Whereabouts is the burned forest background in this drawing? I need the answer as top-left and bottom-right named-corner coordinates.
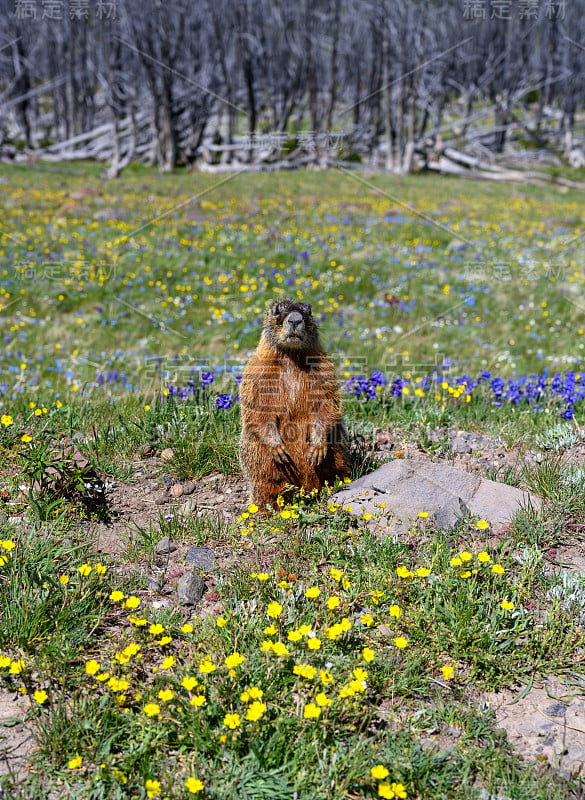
top-left (0, 0), bottom-right (584, 176)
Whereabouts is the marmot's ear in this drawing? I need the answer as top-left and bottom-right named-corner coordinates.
top-left (299, 302), bottom-right (312, 317)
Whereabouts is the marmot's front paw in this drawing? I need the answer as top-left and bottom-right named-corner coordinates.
top-left (308, 443), bottom-right (326, 465)
top-left (271, 442), bottom-right (291, 465)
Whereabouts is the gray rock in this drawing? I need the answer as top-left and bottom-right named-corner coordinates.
top-left (182, 481), bottom-right (197, 496)
top-left (451, 435), bottom-right (472, 454)
top-left (155, 536), bottom-right (177, 555)
top-left (154, 491), bottom-right (169, 506)
top-left (185, 546), bottom-right (217, 571)
top-left (433, 497), bottom-right (470, 531)
top-left (543, 702), bottom-right (567, 718)
top-left (201, 473), bottom-right (221, 485)
top-left (332, 458), bottom-right (540, 534)
top-left (147, 576), bottom-right (161, 592)
top-left (177, 572), bottom-right (205, 605)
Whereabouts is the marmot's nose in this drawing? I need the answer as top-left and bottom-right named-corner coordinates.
top-left (286, 312), bottom-right (304, 328)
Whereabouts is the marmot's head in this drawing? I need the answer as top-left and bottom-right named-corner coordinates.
top-left (263, 298), bottom-right (320, 354)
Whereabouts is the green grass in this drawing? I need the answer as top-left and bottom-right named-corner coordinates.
top-left (1, 162), bottom-right (585, 798)
top-left (1, 493), bottom-right (583, 799)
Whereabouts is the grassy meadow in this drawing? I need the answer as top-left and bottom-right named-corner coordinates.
top-left (1, 162), bottom-right (585, 798)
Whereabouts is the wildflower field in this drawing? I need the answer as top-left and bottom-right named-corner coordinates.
top-left (2, 162), bottom-right (585, 799)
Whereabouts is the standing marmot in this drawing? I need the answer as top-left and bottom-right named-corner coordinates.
top-left (239, 298), bottom-right (350, 510)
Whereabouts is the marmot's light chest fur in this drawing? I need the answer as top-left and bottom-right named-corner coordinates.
top-left (239, 299), bottom-right (350, 509)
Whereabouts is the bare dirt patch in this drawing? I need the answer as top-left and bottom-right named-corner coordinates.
top-left (0, 689), bottom-right (33, 785)
top-left (484, 676), bottom-right (585, 777)
top-left (87, 457), bottom-right (248, 556)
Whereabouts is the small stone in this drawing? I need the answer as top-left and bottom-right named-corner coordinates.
top-left (137, 442), bottom-right (155, 458)
top-left (182, 481), bottom-right (197, 496)
top-left (161, 448), bottom-right (175, 462)
top-left (155, 536), bottom-right (177, 555)
top-left (154, 492), bottom-right (169, 506)
top-left (185, 546), bottom-right (217, 571)
top-left (451, 436), bottom-right (472, 454)
top-left (178, 499), bottom-right (196, 517)
top-left (171, 483), bottom-right (184, 498)
top-left (147, 576), bottom-right (161, 592)
top-left (543, 702), bottom-right (567, 717)
top-left (177, 572), bottom-right (205, 605)
top-left (62, 444), bottom-right (90, 470)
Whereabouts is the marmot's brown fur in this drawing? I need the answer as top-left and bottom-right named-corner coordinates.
top-left (239, 298), bottom-right (350, 509)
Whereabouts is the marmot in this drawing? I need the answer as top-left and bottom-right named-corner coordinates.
top-left (239, 298), bottom-right (350, 510)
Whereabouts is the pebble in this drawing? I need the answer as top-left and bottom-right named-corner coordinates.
top-left (185, 546), bottom-right (217, 571)
top-left (543, 702), bottom-right (567, 717)
top-left (155, 536), bottom-right (177, 555)
top-left (171, 484), bottom-right (184, 498)
top-left (451, 436), bottom-right (472, 454)
top-left (161, 448), bottom-right (175, 462)
top-left (177, 572), bottom-right (205, 605)
top-left (201, 474), bottom-right (221, 485)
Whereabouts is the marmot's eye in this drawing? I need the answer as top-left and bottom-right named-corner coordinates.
top-left (273, 302), bottom-right (290, 318)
